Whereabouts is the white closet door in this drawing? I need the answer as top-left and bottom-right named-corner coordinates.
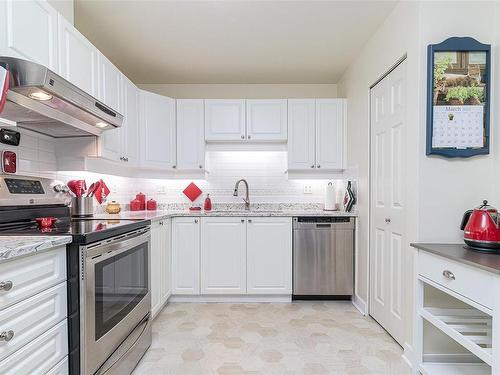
top-left (369, 60), bottom-right (407, 346)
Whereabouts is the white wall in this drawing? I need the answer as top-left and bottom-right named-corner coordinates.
top-left (338, 0), bottom-right (500, 361)
top-left (137, 83), bottom-right (337, 99)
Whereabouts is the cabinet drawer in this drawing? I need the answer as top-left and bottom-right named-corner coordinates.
top-left (0, 282), bottom-right (67, 361)
top-left (0, 246), bottom-right (66, 311)
top-left (418, 251), bottom-right (494, 309)
top-left (0, 320), bottom-right (68, 375)
top-left (46, 357), bottom-right (69, 375)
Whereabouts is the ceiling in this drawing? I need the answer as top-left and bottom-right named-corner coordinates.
top-left (74, 1), bottom-right (397, 84)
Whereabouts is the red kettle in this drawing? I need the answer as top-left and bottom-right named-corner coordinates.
top-left (460, 200), bottom-right (500, 251)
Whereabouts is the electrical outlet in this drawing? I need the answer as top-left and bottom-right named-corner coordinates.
top-left (303, 184), bottom-right (313, 194)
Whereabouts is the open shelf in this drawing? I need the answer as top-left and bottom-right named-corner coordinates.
top-left (420, 307), bottom-right (492, 365)
top-left (419, 362), bottom-right (491, 375)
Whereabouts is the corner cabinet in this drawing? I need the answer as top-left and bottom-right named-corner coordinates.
top-left (0, 0), bottom-right (58, 72)
top-left (172, 217), bottom-right (200, 295)
top-left (201, 217), bottom-right (247, 294)
top-left (288, 98), bottom-right (346, 171)
top-left (246, 217), bottom-right (292, 294)
top-left (140, 90), bottom-right (176, 169)
top-left (176, 99), bottom-right (205, 170)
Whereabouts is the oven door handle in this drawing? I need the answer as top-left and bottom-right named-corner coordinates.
top-left (86, 229), bottom-right (150, 260)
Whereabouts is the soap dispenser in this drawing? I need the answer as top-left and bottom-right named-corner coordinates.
top-left (204, 194), bottom-right (212, 211)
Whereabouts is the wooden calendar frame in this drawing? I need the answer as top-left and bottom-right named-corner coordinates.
top-left (426, 37), bottom-right (491, 157)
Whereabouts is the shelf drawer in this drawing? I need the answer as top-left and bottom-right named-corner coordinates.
top-left (0, 282), bottom-right (67, 361)
top-left (0, 320), bottom-right (68, 375)
top-left (418, 251), bottom-right (494, 309)
top-left (0, 246), bottom-right (66, 311)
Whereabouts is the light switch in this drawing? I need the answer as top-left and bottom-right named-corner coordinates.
top-left (303, 184), bottom-right (313, 194)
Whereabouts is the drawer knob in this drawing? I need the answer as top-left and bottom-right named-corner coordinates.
top-left (442, 270), bottom-right (455, 280)
top-left (0, 281), bottom-right (13, 291)
top-left (194, 219), bottom-right (198, 223)
top-left (0, 330), bottom-right (14, 342)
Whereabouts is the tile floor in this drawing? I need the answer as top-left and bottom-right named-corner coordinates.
top-left (133, 302), bottom-right (410, 375)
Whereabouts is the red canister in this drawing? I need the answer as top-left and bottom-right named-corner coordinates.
top-left (136, 192), bottom-right (146, 210)
top-left (146, 199), bottom-right (157, 211)
top-left (130, 199), bottom-right (142, 211)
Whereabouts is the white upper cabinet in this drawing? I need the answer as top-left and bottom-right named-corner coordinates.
top-left (288, 98), bottom-right (345, 171)
top-left (122, 76), bottom-right (140, 164)
top-left (246, 99), bottom-right (287, 141)
top-left (98, 54), bottom-right (122, 112)
top-left (288, 99), bottom-right (316, 170)
top-left (247, 217), bottom-right (292, 295)
top-left (315, 99), bottom-right (345, 170)
top-left (204, 99), bottom-right (246, 141)
top-left (140, 90), bottom-right (176, 169)
top-left (98, 55), bottom-right (123, 162)
top-left (57, 14), bottom-right (98, 97)
top-left (201, 217), bottom-right (247, 294)
top-left (176, 99), bottom-right (205, 170)
top-left (0, 0), bottom-right (58, 71)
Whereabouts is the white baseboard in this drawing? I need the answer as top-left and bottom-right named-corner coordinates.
top-left (352, 294), bottom-right (367, 315)
top-left (402, 342), bottom-right (413, 370)
top-left (169, 294), bottom-right (292, 303)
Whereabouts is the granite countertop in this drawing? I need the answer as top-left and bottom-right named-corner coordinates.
top-left (0, 236), bottom-right (72, 264)
top-left (411, 243), bottom-right (500, 275)
top-left (94, 209), bottom-right (358, 221)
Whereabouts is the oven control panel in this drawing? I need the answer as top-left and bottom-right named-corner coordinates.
top-left (4, 178), bottom-right (45, 194)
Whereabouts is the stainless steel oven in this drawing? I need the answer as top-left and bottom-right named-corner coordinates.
top-left (80, 227), bottom-right (152, 375)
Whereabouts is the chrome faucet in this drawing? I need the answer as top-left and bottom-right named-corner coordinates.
top-left (233, 179), bottom-right (250, 210)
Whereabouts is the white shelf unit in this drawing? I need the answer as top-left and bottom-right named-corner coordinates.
top-left (413, 249), bottom-right (500, 375)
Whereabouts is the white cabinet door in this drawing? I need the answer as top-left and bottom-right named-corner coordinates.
top-left (315, 99), bottom-right (345, 170)
top-left (247, 217), bottom-right (292, 294)
top-left (172, 217), bottom-right (200, 295)
top-left (176, 99), bottom-right (205, 170)
top-left (201, 217), bottom-right (246, 294)
top-left (287, 99), bottom-right (316, 170)
top-left (161, 218), bottom-right (172, 302)
top-left (204, 99), bottom-right (245, 141)
top-left (150, 220), bottom-right (163, 317)
top-left (122, 76), bottom-right (140, 164)
top-left (246, 100), bottom-right (287, 141)
top-left (0, 0), bottom-right (58, 71)
top-left (140, 90), bottom-right (176, 169)
top-left (98, 55), bottom-right (123, 162)
top-left (57, 14), bottom-right (98, 97)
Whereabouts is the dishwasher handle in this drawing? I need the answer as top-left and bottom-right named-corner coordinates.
top-left (293, 217), bottom-right (355, 230)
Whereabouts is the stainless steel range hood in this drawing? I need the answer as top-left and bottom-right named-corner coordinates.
top-left (0, 57), bottom-right (123, 138)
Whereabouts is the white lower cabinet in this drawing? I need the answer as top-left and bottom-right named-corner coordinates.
top-left (172, 217), bottom-right (201, 295)
top-left (247, 217), bottom-right (292, 294)
top-left (151, 218), bottom-right (172, 318)
top-left (0, 319), bottom-right (67, 375)
top-left (46, 357), bottom-right (69, 375)
top-left (201, 217), bottom-right (247, 294)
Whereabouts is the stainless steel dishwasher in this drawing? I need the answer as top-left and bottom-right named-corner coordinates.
top-left (293, 216), bottom-right (354, 299)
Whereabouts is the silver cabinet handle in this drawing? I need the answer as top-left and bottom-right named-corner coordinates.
top-left (0, 330), bottom-right (14, 342)
top-left (172, 165), bottom-right (177, 169)
top-left (248, 135), bottom-right (252, 139)
top-left (194, 219), bottom-right (198, 223)
top-left (241, 219), bottom-right (245, 223)
top-left (248, 219), bottom-right (252, 223)
top-left (317, 165), bottom-right (321, 168)
top-left (385, 218), bottom-right (391, 223)
top-left (241, 135), bottom-right (245, 139)
top-left (0, 281), bottom-right (13, 291)
top-left (199, 165), bottom-right (203, 169)
top-left (442, 270), bottom-right (455, 280)
top-left (310, 165), bottom-right (315, 168)
top-left (124, 157), bottom-right (129, 162)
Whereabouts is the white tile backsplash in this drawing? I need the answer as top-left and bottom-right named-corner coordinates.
top-left (58, 151), bottom-right (356, 209)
